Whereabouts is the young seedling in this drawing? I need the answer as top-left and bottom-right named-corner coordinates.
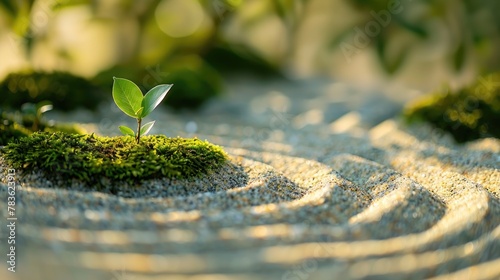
top-left (21, 101), bottom-right (53, 131)
top-left (112, 77), bottom-right (172, 143)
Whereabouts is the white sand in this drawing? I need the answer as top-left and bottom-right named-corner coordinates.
top-left (0, 78), bottom-right (498, 280)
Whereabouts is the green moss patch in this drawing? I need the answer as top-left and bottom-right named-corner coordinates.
top-left (0, 122), bottom-right (31, 146)
top-left (0, 112), bottom-right (85, 145)
top-left (403, 73), bottom-right (500, 143)
top-left (1, 132), bottom-right (228, 187)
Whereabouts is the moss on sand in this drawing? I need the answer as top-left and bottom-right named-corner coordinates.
top-left (403, 72), bottom-right (500, 142)
top-left (1, 132), bottom-right (228, 187)
top-left (0, 112), bottom-right (85, 145)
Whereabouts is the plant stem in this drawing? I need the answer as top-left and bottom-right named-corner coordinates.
top-left (33, 116), bottom-right (39, 132)
top-left (136, 118), bottom-right (142, 143)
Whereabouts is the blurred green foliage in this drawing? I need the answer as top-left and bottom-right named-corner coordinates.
top-left (203, 43), bottom-right (283, 77)
top-left (0, 0), bottom-right (285, 110)
top-left (0, 71), bottom-right (105, 111)
top-left (94, 56), bottom-right (224, 110)
top-left (0, 106), bottom-right (86, 145)
top-left (0, 114), bottom-right (31, 146)
top-left (1, 0), bottom-right (499, 112)
top-left (161, 56), bottom-right (223, 110)
top-left (337, 0), bottom-right (500, 73)
top-left (403, 72), bottom-right (500, 142)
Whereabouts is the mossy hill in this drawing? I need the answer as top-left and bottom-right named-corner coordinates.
top-left (0, 111), bottom-right (85, 146)
top-left (403, 72), bottom-right (500, 142)
top-left (1, 132), bottom-right (228, 187)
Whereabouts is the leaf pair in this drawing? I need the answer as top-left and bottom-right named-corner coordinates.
top-left (112, 77), bottom-right (172, 143)
top-left (118, 122), bottom-right (154, 137)
top-left (113, 77), bottom-right (171, 119)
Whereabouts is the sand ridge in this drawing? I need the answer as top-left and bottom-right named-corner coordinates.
top-left (0, 78), bottom-right (499, 280)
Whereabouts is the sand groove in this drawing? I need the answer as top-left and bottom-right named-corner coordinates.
top-left (1, 115), bottom-right (499, 280)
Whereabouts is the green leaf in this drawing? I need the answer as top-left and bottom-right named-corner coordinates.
top-left (119, 125), bottom-right (135, 136)
top-left (36, 100), bottom-right (54, 113)
top-left (140, 121), bottom-right (155, 136)
top-left (112, 77), bottom-right (144, 118)
top-left (38, 104), bottom-right (53, 115)
top-left (375, 36), bottom-right (410, 74)
top-left (141, 84), bottom-right (172, 118)
top-left (393, 15), bottom-right (428, 38)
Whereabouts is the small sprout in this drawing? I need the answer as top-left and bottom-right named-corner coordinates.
top-left (112, 77), bottom-right (172, 143)
top-left (21, 101), bottom-right (53, 131)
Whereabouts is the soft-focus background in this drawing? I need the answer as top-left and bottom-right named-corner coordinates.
top-left (0, 0), bottom-right (499, 109)
top-left (1, 2), bottom-right (500, 279)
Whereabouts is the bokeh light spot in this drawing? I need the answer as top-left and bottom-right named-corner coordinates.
top-left (155, 0), bottom-right (205, 38)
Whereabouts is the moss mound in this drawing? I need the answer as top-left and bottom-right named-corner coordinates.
top-left (1, 132), bottom-right (228, 186)
top-left (0, 112), bottom-right (85, 145)
top-left (0, 122), bottom-right (31, 146)
top-left (0, 71), bottom-right (105, 111)
top-left (403, 73), bottom-right (500, 142)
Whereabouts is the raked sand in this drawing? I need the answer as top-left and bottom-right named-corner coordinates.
top-left (0, 78), bottom-right (499, 280)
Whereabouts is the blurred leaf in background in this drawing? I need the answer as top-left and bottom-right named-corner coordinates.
top-left (202, 43), bottom-right (283, 77)
top-left (159, 55), bottom-right (223, 110)
top-left (1, 0), bottom-right (499, 112)
top-left (331, 0), bottom-right (500, 74)
top-left (0, 103), bottom-right (86, 145)
top-left (0, 71), bottom-right (106, 111)
top-left (0, 0), bottom-right (288, 111)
